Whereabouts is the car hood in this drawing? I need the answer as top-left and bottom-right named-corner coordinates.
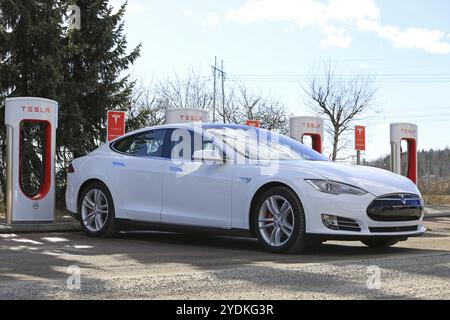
top-left (279, 160), bottom-right (420, 197)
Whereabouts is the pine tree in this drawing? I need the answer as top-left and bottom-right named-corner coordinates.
top-left (0, 0), bottom-right (140, 208)
top-left (58, 0), bottom-right (140, 160)
top-left (0, 0), bottom-right (65, 204)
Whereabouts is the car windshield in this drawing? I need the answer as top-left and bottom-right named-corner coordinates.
top-left (205, 126), bottom-right (329, 161)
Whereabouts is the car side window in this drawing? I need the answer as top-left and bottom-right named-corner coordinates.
top-left (112, 130), bottom-right (166, 158)
top-left (169, 130), bottom-right (216, 160)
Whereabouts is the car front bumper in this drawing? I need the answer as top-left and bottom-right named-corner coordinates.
top-left (298, 185), bottom-right (425, 239)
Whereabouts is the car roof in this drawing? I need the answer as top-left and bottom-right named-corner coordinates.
top-left (153, 122), bottom-right (251, 130)
top-left (119, 123), bottom-right (256, 138)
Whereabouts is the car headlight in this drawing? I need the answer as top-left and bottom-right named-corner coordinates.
top-left (305, 179), bottom-right (367, 196)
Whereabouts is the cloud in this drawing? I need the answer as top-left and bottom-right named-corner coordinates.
top-left (320, 25), bottom-right (352, 48)
top-left (224, 0), bottom-right (376, 49)
top-left (357, 21), bottom-right (450, 54)
top-left (202, 12), bottom-right (221, 27)
top-left (180, 10), bottom-right (221, 28)
top-left (222, 0), bottom-right (450, 54)
top-left (383, 27), bottom-right (450, 55)
top-left (225, 0), bottom-right (379, 27)
top-left (180, 9), bottom-right (194, 19)
top-left (321, 34), bottom-right (353, 48)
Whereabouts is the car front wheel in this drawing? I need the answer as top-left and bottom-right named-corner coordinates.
top-left (253, 186), bottom-right (307, 254)
top-left (79, 182), bottom-right (117, 237)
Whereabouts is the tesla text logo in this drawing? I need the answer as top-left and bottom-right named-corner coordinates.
top-left (180, 115), bottom-right (204, 122)
top-left (400, 128), bottom-right (416, 135)
top-left (21, 106), bottom-right (51, 113)
top-left (303, 122), bottom-right (320, 129)
top-left (107, 111), bottom-right (126, 141)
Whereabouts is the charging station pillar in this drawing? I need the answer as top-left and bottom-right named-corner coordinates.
top-left (4, 97), bottom-right (58, 224)
top-left (390, 123), bottom-right (418, 184)
top-left (289, 116), bottom-right (324, 153)
top-left (165, 108), bottom-right (210, 124)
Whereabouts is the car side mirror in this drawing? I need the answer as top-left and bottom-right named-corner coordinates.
top-left (192, 149), bottom-right (224, 164)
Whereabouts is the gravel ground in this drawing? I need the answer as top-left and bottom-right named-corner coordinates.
top-left (0, 217), bottom-right (449, 300)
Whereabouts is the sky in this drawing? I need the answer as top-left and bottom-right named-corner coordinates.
top-left (112, 0), bottom-right (450, 160)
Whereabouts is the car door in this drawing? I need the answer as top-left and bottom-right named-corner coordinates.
top-left (110, 129), bottom-right (168, 222)
top-left (161, 129), bottom-right (235, 228)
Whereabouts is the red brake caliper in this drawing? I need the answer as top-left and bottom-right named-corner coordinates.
top-left (267, 211), bottom-right (274, 233)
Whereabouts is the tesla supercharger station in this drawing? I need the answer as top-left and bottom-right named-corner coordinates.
top-left (165, 108), bottom-right (210, 124)
top-left (289, 116), bottom-right (324, 153)
top-left (390, 123), bottom-right (418, 184)
top-left (4, 97), bottom-right (58, 224)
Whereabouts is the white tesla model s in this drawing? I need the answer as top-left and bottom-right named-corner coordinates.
top-left (66, 123), bottom-right (425, 253)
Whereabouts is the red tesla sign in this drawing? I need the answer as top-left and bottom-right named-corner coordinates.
top-left (107, 111), bottom-right (126, 142)
top-left (355, 125), bottom-right (366, 151)
top-left (245, 120), bottom-right (260, 128)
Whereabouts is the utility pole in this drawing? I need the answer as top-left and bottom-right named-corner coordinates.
top-left (212, 56), bottom-right (217, 123)
top-left (212, 57), bottom-right (226, 123)
top-left (221, 60), bottom-right (226, 123)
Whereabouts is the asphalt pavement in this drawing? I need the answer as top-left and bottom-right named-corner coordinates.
top-left (0, 217), bottom-right (449, 300)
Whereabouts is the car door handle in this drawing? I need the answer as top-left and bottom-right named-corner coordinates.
top-left (112, 161), bottom-right (125, 167)
top-left (169, 166), bottom-right (183, 172)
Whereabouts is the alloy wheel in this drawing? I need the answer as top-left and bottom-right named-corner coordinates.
top-left (81, 188), bottom-right (109, 232)
top-left (258, 195), bottom-right (294, 247)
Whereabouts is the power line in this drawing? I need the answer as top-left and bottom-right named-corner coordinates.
top-left (226, 73), bottom-right (450, 83)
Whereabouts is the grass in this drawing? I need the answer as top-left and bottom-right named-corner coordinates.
top-left (423, 195), bottom-right (450, 206)
top-left (418, 178), bottom-right (450, 206)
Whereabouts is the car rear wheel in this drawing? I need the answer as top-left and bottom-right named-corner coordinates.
top-left (253, 186), bottom-right (307, 254)
top-left (361, 238), bottom-right (400, 248)
top-left (79, 182), bottom-right (117, 237)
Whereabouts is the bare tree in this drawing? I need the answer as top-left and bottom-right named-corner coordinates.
top-left (304, 63), bottom-right (375, 160)
top-left (128, 72), bottom-right (289, 134)
top-left (156, 70), bottom-right (213, 110)
top-left (218, 83), bottom-right (290, 133)
top-left (127, 79), bottom-right (165, 130)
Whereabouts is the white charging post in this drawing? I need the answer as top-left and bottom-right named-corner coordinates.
top-left (390, 123), bottom-right (418, 184)
top-left (4, 97), bottom-right (58, 224)
top-left (165, 108), bottom-right (210, 124)
top-left (289, 116), bottom-right (324, 154)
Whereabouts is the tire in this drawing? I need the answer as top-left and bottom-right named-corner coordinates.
top-left (78, 181), bottom-right (117, 237)
top-left (253, 186), bottom-right (307, 254)
top-left (361, 238), bottom-right (400, 248)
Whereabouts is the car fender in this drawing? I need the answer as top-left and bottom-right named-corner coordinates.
top-left (232, 173), bottom-right (308, 231)
top-left (73, 156), bottom-right (124, 218)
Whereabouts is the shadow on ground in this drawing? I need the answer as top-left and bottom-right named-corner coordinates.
top-left (0, 230), bottom-right (449, 299)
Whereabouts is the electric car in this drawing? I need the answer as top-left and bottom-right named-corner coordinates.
top-left (65, 123), bottom-right (425, 253)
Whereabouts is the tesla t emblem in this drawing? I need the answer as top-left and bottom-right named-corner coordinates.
top-left (112, 114), bottom-right (121, 125)
top-left (357, 127), bottom-right (363, 135)
top-left (400, 195), bottom-right (407, 204)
